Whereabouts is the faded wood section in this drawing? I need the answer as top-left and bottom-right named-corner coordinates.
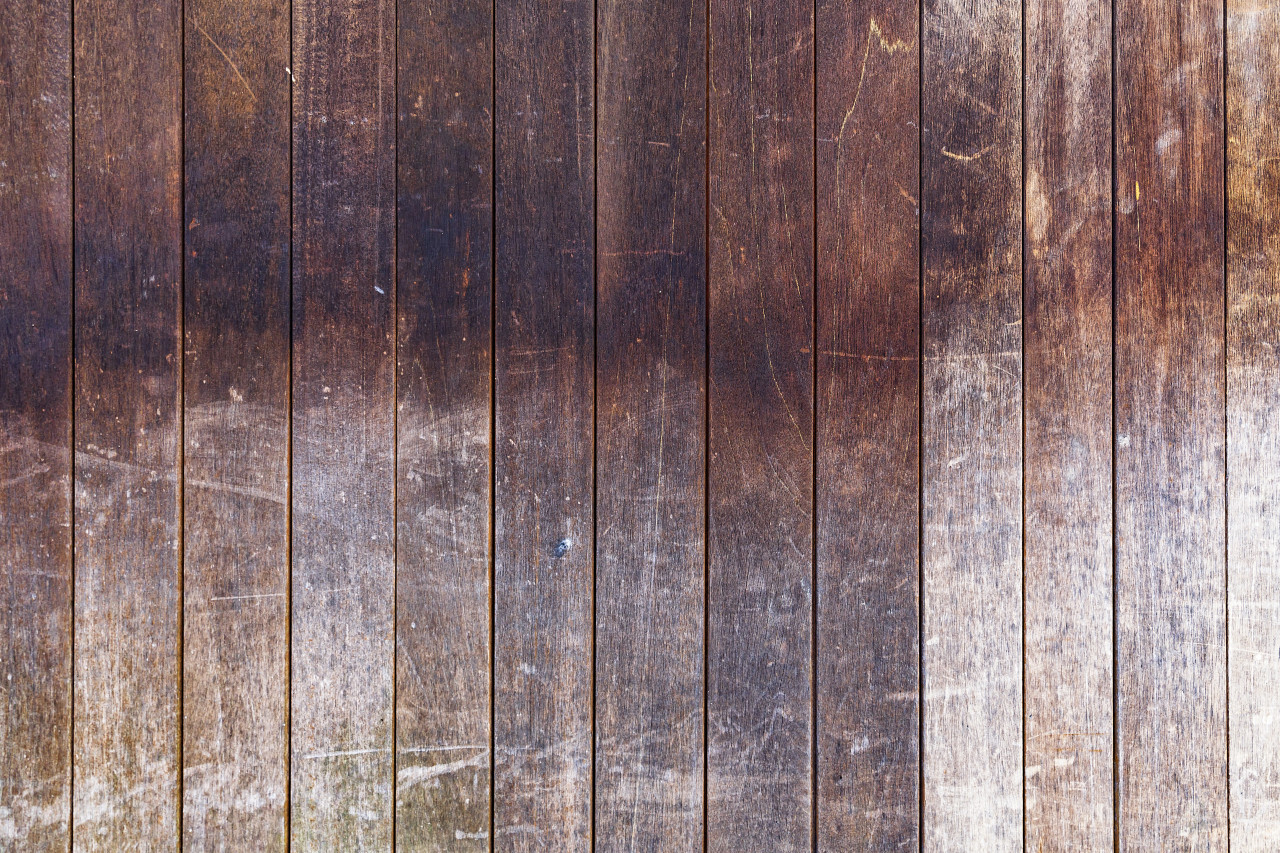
top-left (920, 0), bottom-right (1022, 845)
top-left (1114, 0), bottom-right (1226, 845)
top-left (815, 0), bottom-right (920, 847)
top-left (706, 0), bottom-right (813, 847)
top-left (1228, 0), bottom-right (1280, 845)
top-left (1022, 0), bottom-right (1113, 845)
top-left (492, 0), bottom-right (595, 843)
top-left (182, 0), bottom-right (291, 844)
top-left (595, 0), bottom-right (706, 844)
top-left (394, 0), bottom-right (493, 841)
top-left (72, 0), bottom-right (183, 843)
top-left (0, 0), bottom-right (72, 845)
top-left (290, 0), bottom-right (397, 843)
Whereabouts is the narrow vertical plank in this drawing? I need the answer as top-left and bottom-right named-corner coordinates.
top-left (595, 0), bottom-right (706, 842)
top-left (290, 0), bottom-right (396, 842)
top-left (72, 0), bottom-right (183, 842)
top-left (394, 0), bottom-right (493, 841)
top-left (1229, 0), bottom-right (1280, 844)
top-left (920, 0), bottom-right (1022, 844)
top-left (706, 0), bottom-right (813, 846)
top-left (182, 0), bottom-right (290, 843)
top-left (1022, 0), bottom-right (1113, 844)
top-left (1114, 0), bottom-right (1226, 844)
top-left (815, 0), bottom-right (920, 845)
top-left (0, 0), bottom-right (72, 845)
top-left (493, 0), bottom-right (594, 842)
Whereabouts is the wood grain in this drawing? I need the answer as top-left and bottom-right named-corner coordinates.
top-left (0, 0), bottom-right (72, 845)
top-left (290, 0), bottom-right (396, 843)
top-left (815, 0), bottom-right (920, 847)
top-left (394, 0), bottom-right (493, 842)
top-left (492, 0), bottom-right (595, 844)
top-left (595, 0), bottom-right (706, 844)
top-left (706, 0), bottom-right (813, 848)
top-left (920, 0), bottom-right (1022, 845)
top-left (72, 0), bottom-right (183, 843)
top-left (181, 0), bottom-right (291, 844)
top-left (1022, 0), bottom-right (1113, 845)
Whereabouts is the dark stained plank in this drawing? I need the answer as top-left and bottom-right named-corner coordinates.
top-left (1229, 0), bottom-right (1280, 844)
top-left (594, 0), bottom-right (706, 844)
top-left (814, 0), bottom-right (919, 847)
top-left (290, 0), bottom-right (396, 843)
top-left (71, 0), bottom-right (183, 842)
top-left (920, 0), bottom-right (1022, 844)
top-left (1114, 0), bottom-right (1226, 844)
top-left (394, 0), bottom-right (493, 842)
top-left (0, 0), bottom-right (72, 845)
top-left (492, 0), bottom-right (594, 843)
top-left (1022, 0), bottom-right (1113, 844)
top-left (706, 0), bottom-right (813, 847)
top-left (181, 0), bottom-right (290, 844)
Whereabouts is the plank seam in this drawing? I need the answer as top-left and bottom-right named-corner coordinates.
top-left (68, 0), bottom-right (77, 841)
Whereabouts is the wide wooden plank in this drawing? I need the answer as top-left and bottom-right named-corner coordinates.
top-left (394, 0), bottom-right (493, 843)
top-left (595, 0), bottom-right (706, 844)
top-left (1022, 0), bottom-right (1113, 845)
top-left (182, 0), bottom-right (291, 845)
top-left (72, 0), bottom-right (183, 843)
top-left (290, 0), bottom-right (396, 843)
top-left (920, 0), bottom-right (1022, 845)
top-left (0, 0), bottom-right (72, 845)
top-left (706, 0), bottom-right (813, 847)
top-left (492, 0), bottom-right (594, 843)
top-left (1229, 0), bottom-right (1280, 845)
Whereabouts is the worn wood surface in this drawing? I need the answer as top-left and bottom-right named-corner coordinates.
top-left (814, 0), bottom-right (919, 846)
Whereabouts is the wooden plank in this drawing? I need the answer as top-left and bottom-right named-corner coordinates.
top-left (1229, 0), bottom-right (1280, 845)
top-left (71, 0), bottom-right (183, 843)
top-left (814, 0), bottom-right (919, 847)
top-left (594, 0), bottom-right (706, 843)
top-left (0, 0), bottom-right (72, 845)
top-left (181, 0), bottom-right (290, 845)
top-left (706, 0), bottom-right (813, 847)
top-left (1114, 0), bottom-right (1226, 844)
top-left (290, 0), bottom-right (396, 843)
top-left (920, 0), bottom-right (1022, 845)
top-left (1022, 0), bottom-right (1113, 844)
top-left (394, 0), bottom-right (492, 843)
top-left (492, 0), bottom-right (594, 843)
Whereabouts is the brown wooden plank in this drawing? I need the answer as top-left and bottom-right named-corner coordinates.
top-left (290, 0), bottom-right (396, 843)
top-left (814, 0), bottom-right (920, 846)
top-left (492, 0), bottom-right (594, 843)
top-left (71, 0), bottom-right (183, 842)
top-left (181, 0), bottom-right (291, 845)
top-left (0, 0), bottom-right (72, 845)
top-left (1229, 0), bottom-right (1280, 844)
top-left (706, 0), bottom-right (813, 847)
top-left (394, 0), bottom-right (493, 843)
top-left (920, 0), bottom-right (1022, 845)
top-left (594, 0), bottom-right (706, 844)
top-left (1022, 0), bottom-right (1113, 844)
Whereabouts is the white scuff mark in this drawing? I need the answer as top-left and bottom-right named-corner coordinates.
top-left (397, 750), bottom-right (489, 790)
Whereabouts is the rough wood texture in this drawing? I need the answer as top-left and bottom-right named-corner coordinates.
top-left (1022, 0), bottom-right (1113, 845)
top-left (492, 0), bottom-right (594, 844)
top-left (290, 0), bottom-right (396, 843)
top-left (815, 0), bottom-right (919, 846)
top-left (72, 0), bottom-right (183, 843)
top-left (595, 0), bottom-right (706, 844)
top-left (182, 0), bottom-right (291, 844)
top-left (0, 0), bottom-right (72, 845)
top-left (706, 0), bottom-right (813, 847)
top-left (920, 0), bottom-right (1022, 845)
top-left (1114, 0), bottom-right (1225, 845)
top-left (394, 0), bottom-right (493, 841)
top-left (1229, 0), bottom-right (1280, 845)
